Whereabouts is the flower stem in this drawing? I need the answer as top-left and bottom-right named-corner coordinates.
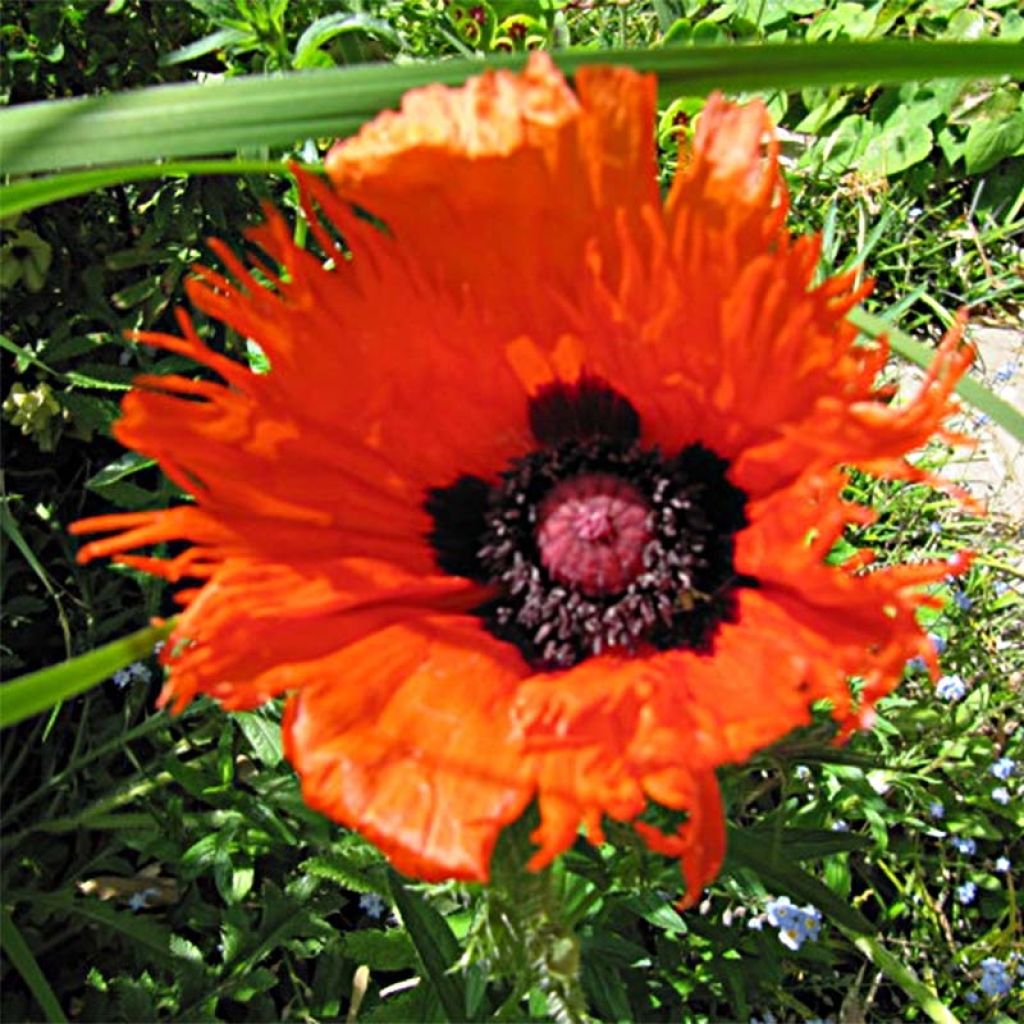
top-left (488, 815), bottom-right (592, 1024)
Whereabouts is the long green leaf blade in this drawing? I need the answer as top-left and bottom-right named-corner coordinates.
top-left (0, 621), bottom-right (171, 729)
top-left (387, 870), bottom-right (470, 1022)
top-left (849, 307), bottom-right (1024, 444)
top-left (2, 42), bottom-right (1021, 175)
top-left (0, 908), bottom-right (68, 1023)
top-left (0, 159), bottom-right (298, 219)
top-left (845, 931), bottom-right (959, 1024)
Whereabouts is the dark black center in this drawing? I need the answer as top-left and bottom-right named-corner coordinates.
top-left (425, 377), bottom-right (752, 669)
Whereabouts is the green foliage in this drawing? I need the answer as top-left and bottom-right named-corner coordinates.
top-left (2, 2), bottom-right (1022, 1022)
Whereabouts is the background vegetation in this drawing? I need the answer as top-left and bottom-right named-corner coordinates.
top-left (1, 1), bottom-right (1021, 1021)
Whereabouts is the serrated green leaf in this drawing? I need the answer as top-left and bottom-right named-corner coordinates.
top-left (343, 929), bottom-right (418, 971)
top-left (234, 710), bottom-right (283, 766)
top-left (112, 979), bottom-right (156, 1023)
top-left (299, 851), bottom-right (384, 895)
top-left (388, 870), bottom-right (469, 1022)
top-left (169, 933), bottom-right (204, 963)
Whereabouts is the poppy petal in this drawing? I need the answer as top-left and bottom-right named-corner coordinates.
top-left (325, 53), bottom-right (659, 331)
top-left (152, 558), bottom-right (485, 712)
top-left (283, 616), bottom-right (533, 881)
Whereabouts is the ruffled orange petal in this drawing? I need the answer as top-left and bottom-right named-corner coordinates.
top-left (325, 53), bottom-right (659, 333)
top-left (154, 557), bottom-right (485, 711)
top-left (513, 654), bottom-right (732, 905)
top-left (283, 617), bottom-right (533, 881)
top-left (634, 771), bottom-right (725, 910)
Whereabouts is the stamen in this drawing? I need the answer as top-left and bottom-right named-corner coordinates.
top-left (425, 381), bottom-right (751, 669)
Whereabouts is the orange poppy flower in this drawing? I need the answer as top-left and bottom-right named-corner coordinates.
top-left (72, 54), bottom-right (973, 906)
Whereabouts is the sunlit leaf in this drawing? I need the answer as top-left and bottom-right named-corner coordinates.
top-left (2, 42), bottom-right (1021, 175)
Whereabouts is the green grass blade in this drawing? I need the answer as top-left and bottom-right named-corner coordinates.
top-left (2, 42), bottom-right (1021, 175)
top-left (845, 931), bottom-right (959, 1024)
top-left (0, 503), bottom-right (72, 658)
top-left (0, 159), bottom-right (300, 219)
top-left (387, 869), bottom-right (469, 1022)
top-left (0, 908), bottom-right (69, 1023)
top-left (848, 307), bottom-right (1024, 444)
top-left (0, 621), bottom-right (172, 729)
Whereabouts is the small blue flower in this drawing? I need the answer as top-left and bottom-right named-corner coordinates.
top-left (965, 991), bottom-right (979, 1005)
top-left (765, 896), bottom-right (798, 928)
top-left (113, 662), bottom-right (152, 687)
top-left (950, 836), bottom-right (977, 856)
top-left (979, 957), bottom-right (1013, 998)
top-left (794, 765), bottom-right (811, 780)
top-left (990, 757), bottom-right (1016, 781)
top-left (359, 892), bottom-right (386, 919)
top-left (952, 589), bottom-right (973, 612)
top-left (935, 675), bottom-right (967, 701)
top-left (831, 819), bottom-right (850, 832)
top-left (991, 786), bottom-right (1011, 806)
top-left (928, 801), bottom-right (945, 820)
top-left (907, 633), bottom-right (945, 672)
top-left (956, 881), bottom-right (977, 905)
top-left (764, 897), bottom-right (822, 951)
top-left (747, 915), bottom-right (765, 931)
top-left (994, 856), bottom-right (1010, 873)
top-left (992, 361), bottom-right (1018, 385)
top-left (128, 661), bottom-right (152, 683)
top-left (802, 905), bottom-right (822, 940)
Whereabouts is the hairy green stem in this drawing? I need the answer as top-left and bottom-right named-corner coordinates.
top-left (489, 818), bottom-right (592, 1024)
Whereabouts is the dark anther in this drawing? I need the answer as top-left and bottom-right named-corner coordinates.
top-left (425, 475), bottom-right (491, 580)
top-left (528, 376), bottom-right (640, 448)
top-left (425, 382), bottom-right (751, 669)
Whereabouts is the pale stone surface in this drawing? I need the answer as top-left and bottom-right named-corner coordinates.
top-left (897, 324), bottom-right (1023, 523)
top-left (946, 325), bottom-right (1023, 522)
